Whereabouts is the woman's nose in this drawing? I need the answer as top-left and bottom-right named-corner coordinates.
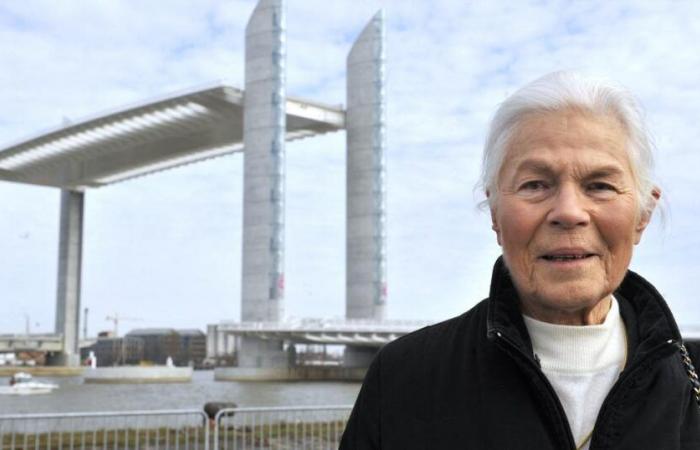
top-left (546, 184), bottom-right (590, 229)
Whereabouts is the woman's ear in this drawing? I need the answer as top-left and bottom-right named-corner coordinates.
top-left (635, 187), bottom-right (661, 244)
top-left (487, 191), bottom-right (503, 246)
top-left (491, 215), bottom-right (502, 246)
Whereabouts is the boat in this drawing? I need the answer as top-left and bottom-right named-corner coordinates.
top-left (0, 372), bottom-right (59, 395)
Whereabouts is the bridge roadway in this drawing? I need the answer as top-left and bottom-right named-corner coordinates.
top-left (0, 334), bottom-right (63, 353)
top-left (0, 334), bottom-right (96, 353)
top-left (212, 321), bottom-right (700, 347)
top-left (214, 319), bottom-right (433, 347)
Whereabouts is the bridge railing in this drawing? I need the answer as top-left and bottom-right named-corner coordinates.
top-left (0, 405), bottom-right (353, 450)
top-left (217, 318), bottom-right (432, 332)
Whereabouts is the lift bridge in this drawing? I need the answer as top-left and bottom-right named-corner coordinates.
top-left (0, 0), bottom-right (396, 379)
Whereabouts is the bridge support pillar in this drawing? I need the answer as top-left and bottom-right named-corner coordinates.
top-left (51, 189), bottom-right (84, 367)
top-left (343, 346), bottom-right (377, 368)
top-left (345, 11), bottom-right (387, 323)
top-left (240, 0), bottom-right (288, 367)
top-left (238, 337), bottom-right (287, 368)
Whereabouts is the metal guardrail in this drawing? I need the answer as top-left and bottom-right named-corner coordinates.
top-left (0, 409), bottom-right (209, 450)
top-left (0, 405), bottom-right (353, 450)
top-left (214, 405), bottom-right (352, 450)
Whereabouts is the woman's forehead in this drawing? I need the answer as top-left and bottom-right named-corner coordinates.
top-left (501, 110), bottom-right (633, 176)
top-left (511, 109), bottom-right (627, 149)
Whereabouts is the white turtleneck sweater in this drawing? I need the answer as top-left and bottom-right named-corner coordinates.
top-left (522, 298), bottom-right (626, 450)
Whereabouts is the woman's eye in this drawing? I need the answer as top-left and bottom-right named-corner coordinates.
top-left (519, 180), bottom-right (548, 191)
top-left (587, 182), bottom-right (616, 192)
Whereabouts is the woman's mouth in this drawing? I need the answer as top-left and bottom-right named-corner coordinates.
top-left (540, 254), bottom-right (596, 261)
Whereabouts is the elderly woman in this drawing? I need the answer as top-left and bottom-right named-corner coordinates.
top-left (340, 72), bottom-right (700, 450)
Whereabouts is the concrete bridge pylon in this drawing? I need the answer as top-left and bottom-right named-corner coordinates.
top-left (344, 10), bottom-right (387, 368)
top-left (238, 0), bottom-right (289, 369)
top-left (49, 189), bottom-right (84, 367)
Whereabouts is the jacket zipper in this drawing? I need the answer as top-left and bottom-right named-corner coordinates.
top-left (587, 339), bottom-right (678, 449)
top-left (495, 330), bottom-right (679, 450)
top-left (492, 329), bottom-right (577, 450)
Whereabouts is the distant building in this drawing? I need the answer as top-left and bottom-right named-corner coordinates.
top-left (126, 329), bottom-right (180, 365)
top-left (177, 329), bottom-right (206, 367)
top-left (125, 328), bottom-right (205, 366)
top-left (78, 329), bottom-right (205, 366)
top-left (80, 336), bottom-right (143, 366)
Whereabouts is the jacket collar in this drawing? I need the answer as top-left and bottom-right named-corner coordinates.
top-left (485, 256), bottom-right (682, 359)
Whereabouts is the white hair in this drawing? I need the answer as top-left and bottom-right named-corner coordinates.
top-left (478, 71), bottom-right (659, 218)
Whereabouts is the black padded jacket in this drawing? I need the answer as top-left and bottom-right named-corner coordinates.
top-left (339, 257), bottom-right (700, 449)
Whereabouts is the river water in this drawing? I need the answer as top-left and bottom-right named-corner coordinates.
top-left (0, 370), bottom-right (362, 415)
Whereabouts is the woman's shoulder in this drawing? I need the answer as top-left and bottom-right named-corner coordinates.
top-left (377, 298), bottom-right (490, 364)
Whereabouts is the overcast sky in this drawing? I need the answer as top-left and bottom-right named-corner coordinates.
top-left (2, 0), bottom-right (700, 336)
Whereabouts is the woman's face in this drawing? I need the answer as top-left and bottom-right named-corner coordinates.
top-left (491, 110), bottom-right (656, 324)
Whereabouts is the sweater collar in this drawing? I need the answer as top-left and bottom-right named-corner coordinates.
top-left (523, 298), bottom-right (625, 373)
top-left (485, 256), bottom-right (682, 361)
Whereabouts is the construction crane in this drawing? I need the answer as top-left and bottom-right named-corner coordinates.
top-left (105, 313), bottom-right (143, 337)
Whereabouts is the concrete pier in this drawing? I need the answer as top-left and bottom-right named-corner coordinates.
top-left (240, 0), bottom-right (288, 368)
top-left (345, 11), bottom-right (387, 322)
top-left (83, 366), bottom-right (193, 384)
top-left (51, 189), bottom-right (85, 367)
top-left (344, 11), bottom-right (386, 369)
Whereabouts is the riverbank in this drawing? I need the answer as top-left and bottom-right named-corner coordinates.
top-left (0, 366), bottom-right (83, 377)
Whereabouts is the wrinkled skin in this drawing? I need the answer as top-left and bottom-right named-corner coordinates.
top-left (490, 110), bottom-right (659, 325)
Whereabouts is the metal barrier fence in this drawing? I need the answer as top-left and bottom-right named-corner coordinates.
top-left (0, 405), bottom-right (353, 450)
top-left (0, 409), bottom-right (209, 450)
top-left (214, 405), bottom-right (352, 450)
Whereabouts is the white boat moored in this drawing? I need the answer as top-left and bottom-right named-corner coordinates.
top-left (0, 372), bottom-right (59, 395)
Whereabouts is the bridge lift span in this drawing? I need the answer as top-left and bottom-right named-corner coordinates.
top-left (0, 0), bottom-right (387, 371)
